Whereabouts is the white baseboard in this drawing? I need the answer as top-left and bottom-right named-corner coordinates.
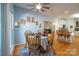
top-left (14, 43), bottom-right (25, 46)
top-left (10, 43), bottom-right (25, 56)
top-left (10, 45), bottom-right (15, 56)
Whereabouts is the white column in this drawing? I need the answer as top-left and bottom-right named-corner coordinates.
top-left (0, 3), bottom-right (1, 56)
top-left (2, 3), bottom-right (11, 56)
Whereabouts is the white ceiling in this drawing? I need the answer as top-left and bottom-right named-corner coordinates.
top-left (14, 3), bottom-right (79, 18)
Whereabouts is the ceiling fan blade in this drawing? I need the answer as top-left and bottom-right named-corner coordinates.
top-left (42, 6), bottom-right (50, 9)
top-left (41, 8), bottom-right (45, 12)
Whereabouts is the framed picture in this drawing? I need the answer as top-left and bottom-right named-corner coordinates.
top-left (27, 16), bottom-right (30, 22)
top-left (76, 21), bottom-right (79, 27)
top-left (44, 21), bottom-right (49, 29)
top-left (74, 18), bottom-right (79, 31)
top-left (15, 20), bottom-right (20, 27)
top-left (15, 21), bottom-right (18, 27)
top-left (21, 19), bottom-right (24, 24)
top-left (18, 20), bottom-right (21, 26)
top-left (32, 17), bottom-right (35, 23)
top-left (36, 21), bottom-right (38, 26)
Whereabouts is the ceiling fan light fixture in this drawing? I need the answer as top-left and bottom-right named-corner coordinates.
top-left (36, 4), bottom-right (42, 10)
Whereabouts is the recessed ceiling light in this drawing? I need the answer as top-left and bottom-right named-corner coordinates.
top-left (65, 11), bottom-right (68, 14)
top-left (59, 16), bottom-right (61, 18)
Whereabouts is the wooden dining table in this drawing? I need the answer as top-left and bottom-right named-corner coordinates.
top-left (56, 30), bottom-right (72, 43)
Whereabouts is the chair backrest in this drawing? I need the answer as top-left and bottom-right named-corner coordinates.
top-left (25, 30), bottom-right (32, 48)
top-left (48, 32), bottom-right (55, 45)
top-left (25, 30), bottom-right (32, 36)
top-left (37, 30), bottom-right (43, 35)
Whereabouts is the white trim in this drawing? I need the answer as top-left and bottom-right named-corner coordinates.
top-left (10, 43), bottom-right (25, 56)
top-left (14, 42), bottom-right (25, 46)
top-left (10, 45), bottom-right (14, 56)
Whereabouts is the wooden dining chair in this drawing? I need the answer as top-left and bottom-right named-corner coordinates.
top-left (48, 32), bottom-right (55, 45)
top-left (25, 30), bottom-right (32, 48)
top-left (25, 30), bottom-right (40, 55)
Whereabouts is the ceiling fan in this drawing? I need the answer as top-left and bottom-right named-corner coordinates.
top-left (26, 3), bottom-right (50, 12)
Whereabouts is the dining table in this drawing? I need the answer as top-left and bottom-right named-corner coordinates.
top-left (56, 30), bottom-right (72, 43)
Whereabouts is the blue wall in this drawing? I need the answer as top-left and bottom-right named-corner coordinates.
top-left (14, 6), bottom-right (52, 45)
top-left (0, 3), bottom-right (1, 55)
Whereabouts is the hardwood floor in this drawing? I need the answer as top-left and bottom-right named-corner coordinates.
top-left (53, 36), bottom-right (79, 56)
top-left (13, 44), bottom-right (54, 56)
top-left (12, 35), bottom-right (79, 56)
top-left (13, 44), bottom-right (25, 56)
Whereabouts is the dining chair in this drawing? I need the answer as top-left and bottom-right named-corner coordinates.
top-left (25, 30), bottom-right (32, 48)
top-left (25, 30), bottom-right (40, 55)
top-left (48, 32), bottom-right (54, 45)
